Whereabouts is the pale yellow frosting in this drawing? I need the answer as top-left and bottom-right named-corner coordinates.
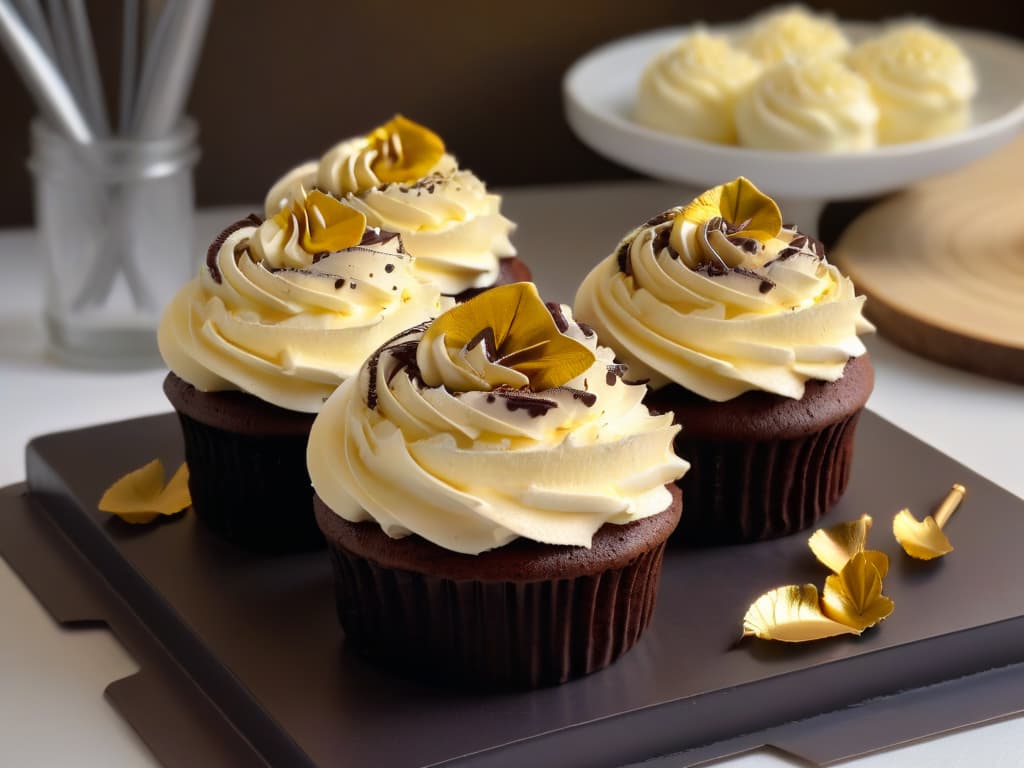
top-left (307, 307), bottom-right (688, 555)
top-left (574, 208), bottom-right (874, 401)
top-left (266, 136), bottom-right (516, 295)
top-left (158, 221), bottom-right (452, 413)
top-left (634, 30), bottom-right (763, 144)
top-left (848, 23), bottom-right (977, 144)
top-left (263, 161), bottom-right (317, 215)
top-left (738, 5), bottom-right (850, 65)
top-left (735, 57), bottom-right (879, 151)
top-left (338, 169), bottom-right (516, 295)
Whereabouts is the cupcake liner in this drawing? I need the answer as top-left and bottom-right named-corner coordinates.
top-left (163, 374), bottom-right (321, 553)
top-left (673, 410), bottom-right (863, 544)
top-left (326, 540), bottom-right (666, 689)
top-left (314, 489), bottom-right (680, 690)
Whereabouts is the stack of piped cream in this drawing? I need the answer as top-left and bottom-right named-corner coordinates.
top-left (633, 5), bottom-right (978, 151)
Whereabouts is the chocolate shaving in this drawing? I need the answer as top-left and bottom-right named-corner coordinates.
top-left (644, 209), bottom-right (676, 228)
top-left (365, 322), bottom-right (431, 410)
top-left (652, 225), bottom-right (678, 258)
top-left (545, 302), bottom-right (569, 333)
top-left (206, 214), bottom-right (263, 283)
top-left (729, 235), bottom-right (761, 254)
top-left (616, 240), bottom-right (632, 276)
top-left (467, 327), bottom-right (498, 361)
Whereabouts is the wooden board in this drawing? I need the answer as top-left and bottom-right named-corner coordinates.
top-left (832, 135), bottom-right (1024, 384)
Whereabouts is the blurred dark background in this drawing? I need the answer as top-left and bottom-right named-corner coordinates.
top-left (0, 0), bottom-right (1019, 226)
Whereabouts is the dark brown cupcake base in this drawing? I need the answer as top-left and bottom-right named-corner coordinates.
top-left (646, 355), bottom-right (874, 546)
top-left (451, 256), bottom-right (532, 302)
top-left (163, 373), bottom-right (323, 553)
top-left (314, 485), bottom-right (681, 689)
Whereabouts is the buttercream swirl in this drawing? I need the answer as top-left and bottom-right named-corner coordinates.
top-left (574, 199), bottom-right (874, 402)
top-left (265, 124), bottom-right (516, 295)
top-left (735, 57), bottom-right (878, 151)
top-left (307, 303), bottom-right (688, 555)
top-left (738, 5), bottom-right (850, 65)
top-left (158, 218), bottom-right (452, 413)
top-left (847, 23), bottom-right (977, 144)
top-left (634, 30), bottom-right (763, 144)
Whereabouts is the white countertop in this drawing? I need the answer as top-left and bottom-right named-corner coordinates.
top-left (1, 189), bottom-right (1022, 767)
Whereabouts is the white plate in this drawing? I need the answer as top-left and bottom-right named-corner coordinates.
top-left (564, 22), bottom-right (1024, 200)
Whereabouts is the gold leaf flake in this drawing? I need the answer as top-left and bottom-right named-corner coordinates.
top-left (822, 552), bottom-right (894, 631)
top-left (300, 190), bottom-right (367, 253)
top-left (367, 115), bottom-right (445, 184)
top-left (678, 177), bottom-right (782, 243)
top-left (98, 460), bottom-right (190, 524)
top-left (268, 189), bottom-right (367, 256)
top-left (742, 584), bottom-right (861, 642)
top-left (893, 484), bottom-right (965, 560)
top-left (420, 282), bottom-right (595, 392)
top-left (808, 514), bottom-right (874, 573)
top-left (893, 508), bottom-right (954, 560)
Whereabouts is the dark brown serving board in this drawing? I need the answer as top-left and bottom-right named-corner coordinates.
top-left (7, 410), bottom-right (1024, 768)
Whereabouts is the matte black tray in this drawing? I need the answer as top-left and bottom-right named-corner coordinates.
top-left (7, 410), bottom-right (1024, 767)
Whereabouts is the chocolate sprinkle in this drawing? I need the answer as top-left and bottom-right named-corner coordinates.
top-left (206, 214), bottom-right (263, 283)
top-left (733, 266), bottom-right (775, 294)
top-left (494, 388), bottom-right (559, 418)
top-left (578, 322), bottom-right (596, 338)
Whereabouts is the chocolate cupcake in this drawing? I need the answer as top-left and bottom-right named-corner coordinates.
top-left (307, 283), bottom-right (688, 688)
top-left (158, 189), bottom-right (451, 552)
top-left (575, 178), bottom-right (874, 545)
top-left (264, 115), bottom-right (528, 300)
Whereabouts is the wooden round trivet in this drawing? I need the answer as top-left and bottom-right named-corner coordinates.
top-left (832, 135), bottom-right (1024, 384)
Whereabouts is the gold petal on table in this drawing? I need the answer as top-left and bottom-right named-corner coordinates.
top-left (831, 134), bottom-right (1024, 384)
top-left (808, 514), bottom-right (874, 574)
top-left (678, 177), bottom-right (782, 242)
top-left (893, 508), bottom-right (954, 560)
top-left (742, 584), bottom-right (861, 642)
top-left (98, 460), bottom-right (191, 524)
top-left (822, 552), bottom-right (894, 631)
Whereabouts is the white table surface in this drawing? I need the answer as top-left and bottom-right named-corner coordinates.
top-left (1, 189), bottom-right (1022, 767)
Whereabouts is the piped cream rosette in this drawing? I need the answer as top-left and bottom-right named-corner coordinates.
top-left (848, 23), bottom-right (977, 144)
top-left (633, 30), bottom-right (763, 144)
top-left (158, 188), bottom-right (452, 413)
top-left (308, 283), bottom-right (688, 555)
top-left (574, 178), bottom-right (874, 402)
top-left (264, 115), bottom-right (516, 295)
top-left (738, 5), bottom-right (850, 65)
top-left (735, 56), bottom-right (879, 152)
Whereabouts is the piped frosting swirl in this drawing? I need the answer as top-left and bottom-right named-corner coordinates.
top-left (158, 191), bottom-right (452, 413)
top-left (263, 116), bottom-right (516, 295)
top-left (574, 178), bottom-right (874, 401)
top-left (308, 283), bottom-right (688, 555)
